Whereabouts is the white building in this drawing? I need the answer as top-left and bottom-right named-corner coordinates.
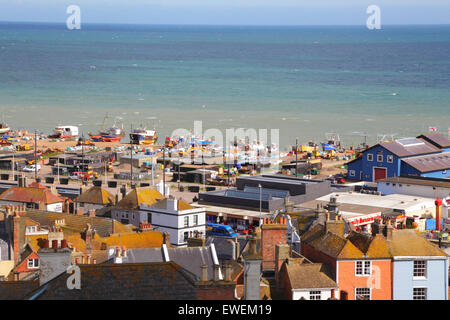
top-left (377, 177), bottom-right (449, 219)
top-left (316, 192), bottom-right (437, 218)
top-left (140, 198), bottom-right (206, 247)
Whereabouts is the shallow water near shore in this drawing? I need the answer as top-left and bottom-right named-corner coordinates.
top-left (0, 23), bottom-right (449, 148)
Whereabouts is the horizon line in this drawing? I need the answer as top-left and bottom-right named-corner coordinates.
top-left (1, 20), bottom-right (449, 27)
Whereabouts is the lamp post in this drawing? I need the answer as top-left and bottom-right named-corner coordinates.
top-left (130, 124), bottom-right (134, 189)
top-left (295, 138), bottom-right (298, 178)
top-left (162, 147), bottom-right (166, 196)
top-left (177, 154), bottom-right (181, 191)
top-left (12, 152), bottom-right (14, 182)
top-left (34, 130), bottom-right (38, 181)
top-left (259, 183), bottom-right (262, 226)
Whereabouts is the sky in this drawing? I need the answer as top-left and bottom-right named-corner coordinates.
top-left (0, 0), bottom-right (449, 25)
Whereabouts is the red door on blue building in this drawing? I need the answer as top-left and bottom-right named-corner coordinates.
top-left (374, 167), bottom-right (387, 181)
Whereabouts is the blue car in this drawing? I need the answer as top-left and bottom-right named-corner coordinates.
top-left (207, 223), bottom-right (238, 238)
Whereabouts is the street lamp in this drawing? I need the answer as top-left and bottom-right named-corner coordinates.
top-left (259, 183), bottom-right (262, 226)
top-left (295, 137), bottom-right (298, 178)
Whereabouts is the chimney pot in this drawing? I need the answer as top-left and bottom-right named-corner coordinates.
top-left (52, 240), bottom-right (58, 249)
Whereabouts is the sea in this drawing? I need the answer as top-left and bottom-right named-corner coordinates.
top-left (0, 22), bottom-right (449, 149)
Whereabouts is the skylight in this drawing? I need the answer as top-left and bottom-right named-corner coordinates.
top-left (396, 138), bottom-right (425, 147)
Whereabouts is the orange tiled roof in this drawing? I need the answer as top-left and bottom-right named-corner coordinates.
top-left (74, 186), bottom-right (115, 205)
top-left (104, 231), bottom-right (164, 249)
top-left (115, 187), bottom-right (164, 210)
top-left (0, 186), bottom-right (64, 205)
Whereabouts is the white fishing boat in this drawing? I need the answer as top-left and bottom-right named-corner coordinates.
top-left (0, 123), bottom-right (10, 135)
top-left (130, 127), bottom-right (158, 145)
top-left (51, 125), bottom-right (79, 138)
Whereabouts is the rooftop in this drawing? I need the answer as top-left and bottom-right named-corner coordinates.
top-left (401, 152), bottom-right (450, 173)
top-left (0, 184), bottom-right (64, 205)
top-left (25, 262), bottom-right (199, 300)
top-left (74, 186), bottom-right (115, 205)
top-left (114, 187), bottom-right (164, 210)
top-left (417, 133), bottom-right (450, 149)
top-left (285, 262), bottom-right (337, 290)
top-left (379, 139), bottom-right (441, 158)
top-left (379, 176), bottom-right (450, 189)
top-left (315, 192), bottom-right (436, 213)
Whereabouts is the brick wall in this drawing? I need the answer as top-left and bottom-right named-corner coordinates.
top-left (261, 224), bottom-right (287, 271)
top-left (196, 283), bottom-right (236, 300)
top-left (301, 242), bottom-right (337, 274)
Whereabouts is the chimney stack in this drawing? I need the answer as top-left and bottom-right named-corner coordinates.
top-left (435, 198), bottom-right (443, 232)
top-left (242, 237), bottom-right (262, 301)
top-left (76, 208), bottom-right (84, 216)
top-left (213, 264), bottom-right (221, 282)
top-left (200, 265), bottom-right (208, 282)
top-left (386, 219), bottom-right (394, 240)
top-left (163, 232), bottom-right (172, 247)
top-left (224, 262), bottom-right (233, 282)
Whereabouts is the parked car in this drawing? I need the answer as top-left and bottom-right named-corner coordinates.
top-left (206, 223), bottom-right (238, 238)
top-left (22, 164), bottom-right (41, 172)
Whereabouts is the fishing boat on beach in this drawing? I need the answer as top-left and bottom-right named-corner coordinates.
top-left (130, 127), bottom-right (158, 145)
top-left (89, 114), bottom-right (125, 142)
top-left (50, 125), bottom-right (79, 139)
top-left (0, 123), bottom-right (10, 135)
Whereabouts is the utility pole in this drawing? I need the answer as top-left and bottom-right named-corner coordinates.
top-left (81, 133), bottom-right (85, 185)
top-left (34, 130), bottom-right (37, 181)
top-left (295, 138), bottom-right (298, 178)
top-left (130, 125), bottom-right (134, 188)
top-left (259, 184), bottom-right (262, 226)
top-left (162, 147), bottom-right (166, 196)
top-left (12, 152), bottom-right (14, 182)
top-left (177, 154), bottom-right (181, 191)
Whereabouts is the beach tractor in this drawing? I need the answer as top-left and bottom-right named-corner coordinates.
top-left (17, 144), bottom-right (31, 151)
top-left (77, 138), bottom-right (95, 147)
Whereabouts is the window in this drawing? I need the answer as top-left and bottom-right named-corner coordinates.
top-left (387, 155), bottom-right (394, 163)
top-left (355, 261), bottom-right (371, 276)
top-left (184, 216), bottom-right (189, 227)
top-left (183, 231), bottom-right (189, 242)
top-left (413, 260), bottom-right (426, 278)
top-left (309, 291), bottom-right (321, 300)
top-left (349, 170), bottom-right (355, 177)
top-left (27, 258), bottom-right (39, 269)
top-left (193, 215), bottom-right (198, 226)
top-left (413, 288), bottom-right (427, 300)
top-left (377, 155), bottom-right (383, 162)
top-left (367, 154), bottom-right (374, 161)
top-left (355, 288), bottom-right (371, 300)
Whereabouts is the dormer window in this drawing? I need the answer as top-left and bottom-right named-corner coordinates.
top-left (27, 258), bottom-right (39, 269)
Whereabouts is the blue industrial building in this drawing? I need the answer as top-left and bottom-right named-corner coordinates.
top-left (347, 133), bottom-right (450, 182)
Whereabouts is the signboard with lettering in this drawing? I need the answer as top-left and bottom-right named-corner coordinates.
top-left (346, 212), bottom-right (382, 227)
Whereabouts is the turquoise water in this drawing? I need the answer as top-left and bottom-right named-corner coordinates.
top-left (0, 23), bottom-right (449, 148)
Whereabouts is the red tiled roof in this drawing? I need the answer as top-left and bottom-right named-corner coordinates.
top-left (0, 186), bottom-right (64, 205)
